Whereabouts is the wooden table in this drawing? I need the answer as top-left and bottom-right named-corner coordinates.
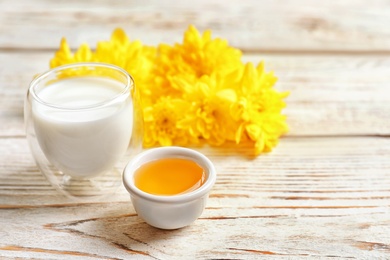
top-left (1, 0), bottom-right (389, 259)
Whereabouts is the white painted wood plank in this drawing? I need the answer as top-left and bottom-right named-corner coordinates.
top-left (1, 136), bottom-right (389, 205)
top-left (1, 203), bottom-right (389, 259)
top-left (1, 0), bottom-right (390, 51)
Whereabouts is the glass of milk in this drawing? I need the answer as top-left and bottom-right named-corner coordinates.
top-left (25, 63), bottom-right (143, 200)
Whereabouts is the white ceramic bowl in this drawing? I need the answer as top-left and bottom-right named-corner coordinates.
top-left (122, 146), bottom-right (216, 229)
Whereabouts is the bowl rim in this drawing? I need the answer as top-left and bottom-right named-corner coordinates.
top-left (122, 146), bottom-right (217, 203)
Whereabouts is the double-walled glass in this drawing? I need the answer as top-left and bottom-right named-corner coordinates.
top-left (25, 63), bottom-right (143, 200)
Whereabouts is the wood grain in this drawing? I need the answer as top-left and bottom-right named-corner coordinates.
top-left (1, 136), bottom-right (389, 205)
top-left (2, 207), bottom-right (389, 259)
top-left (1, 0), bottom-right (390, 52)
top-left (1, 0), bottom-right (390, 259)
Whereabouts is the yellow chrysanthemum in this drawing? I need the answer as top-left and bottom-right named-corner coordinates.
top-left (175, 25), bottom-right (242, 77)
top-left (150, 25), bottom-right (242, 99)
top-left (177, 74), bottom-right (239, 146)
top-left (95, 29), bottom-right (156, 98)
top-left (232, 63), bottom-right (289, 154)
top-left (143, 96), bottom-right (197, 147)
top-left (50, 29), bottom-right (156, 99)
top-left (49, 25), bottom-right (289, 156)
top-left (50, 39), bottom-right (94, 67)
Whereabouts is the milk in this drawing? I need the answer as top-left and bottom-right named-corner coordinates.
top-left (32, 77), bottom-right (133, 178)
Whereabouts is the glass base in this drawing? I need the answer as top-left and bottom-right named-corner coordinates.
top-left (46, 168), bottom-right (122, 200)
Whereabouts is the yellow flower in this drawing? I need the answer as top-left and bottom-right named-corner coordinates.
top-left (94, 29), bottom-right (156, 98)
top-left (177, 74), bottom-right (239, 146)
top-left (178, 25), bottom-right (242, 77)
top-left (232, 62), bottom-right (289, 154)
top-left (143, 97), bottom-right (197, 147)
top-left (50, 39), bottom-right (94, 68)
top-left (50, 28), bottom-right (156, 99)
top-left (150, 25), bottom-right (242, 99)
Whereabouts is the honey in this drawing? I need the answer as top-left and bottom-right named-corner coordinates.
top-left (134, 158), bottom-right (206, 196)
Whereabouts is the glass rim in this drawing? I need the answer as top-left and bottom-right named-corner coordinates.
top-left (29, 62), bottom-right (133, 110)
